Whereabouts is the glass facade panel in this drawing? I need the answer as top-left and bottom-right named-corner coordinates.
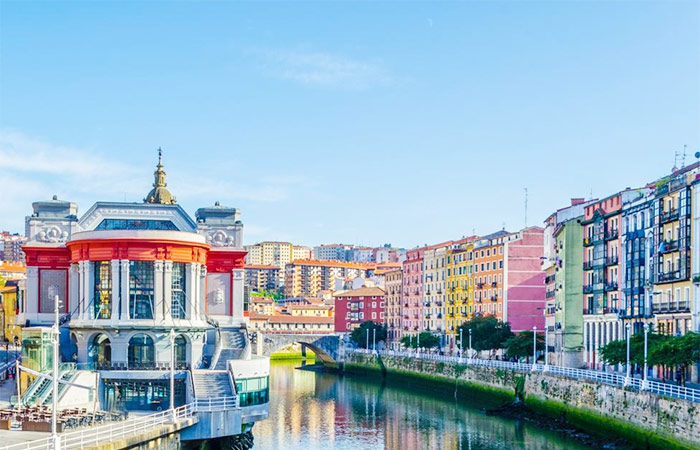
top-left (235, 376), bottom-right (269, 407)
top-left (93, 261), bottom-right (112, 319)
top-left (95, 219), bottom-right (178, 231)
top-left (103, 378), bottom-right (186, 411)
top-left (130, 261), bottom-right (154, 319)
top-left (172, 263), bottom-right (186, 319)
top-left (174, 335), bottom-right (187, 368)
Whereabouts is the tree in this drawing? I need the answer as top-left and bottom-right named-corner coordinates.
top-left (350, 321), bottom-right (387, 349)
top-left (456, 316), bottom-right (513, 352)
top-left (504, 331), bottom-right (544, 363)
top-left (599, 332), bottom-right (671, 367)
top-left (401, 332), bottom-right (440, 349)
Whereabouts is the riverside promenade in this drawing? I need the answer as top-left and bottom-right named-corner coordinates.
top-left (344, 349), bottom-right (700, 450)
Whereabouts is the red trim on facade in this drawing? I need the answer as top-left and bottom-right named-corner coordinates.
top-left (65, 239), bottom-right (210, 264)
top-left (23, 246), bottom-right (71, 269)
top-left (206, 250), bottom-right (246, 273)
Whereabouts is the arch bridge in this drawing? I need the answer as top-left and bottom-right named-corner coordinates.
top-left (252, 333), bottom-right (341, 366)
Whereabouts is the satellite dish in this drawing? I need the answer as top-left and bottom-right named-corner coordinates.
top-left (695, 152), bottom-right (700, 159)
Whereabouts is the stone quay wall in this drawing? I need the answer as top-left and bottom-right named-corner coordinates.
top-left (344, 352), bottom-right (700, 450)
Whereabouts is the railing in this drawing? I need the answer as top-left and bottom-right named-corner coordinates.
top-left (3, 404), bottom-right (196, 450)
top-left (349, 349), bottom-right (700, 403)
top-left (193, 396), bottom-right (239, 412)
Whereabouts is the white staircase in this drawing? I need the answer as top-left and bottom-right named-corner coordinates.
top-left (192, 371), bottom-right (233, 398)
top-left (213, 329), bottom-right (247, 370)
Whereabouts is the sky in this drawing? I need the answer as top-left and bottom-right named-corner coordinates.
top-left (0, 1), bottom-right (698, 249)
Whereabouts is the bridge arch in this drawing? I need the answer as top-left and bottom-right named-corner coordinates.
top-left (255, 333), bottom-right (340, 366)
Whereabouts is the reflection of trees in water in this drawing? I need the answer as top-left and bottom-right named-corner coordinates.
top-left (254, 362), bottom-right (594, 450)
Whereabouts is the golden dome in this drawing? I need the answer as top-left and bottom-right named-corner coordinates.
top-left (144, 148), bottom-right (177, 205)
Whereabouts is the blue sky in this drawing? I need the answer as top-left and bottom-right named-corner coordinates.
top-left (1, 1), bottom-right (698, 248)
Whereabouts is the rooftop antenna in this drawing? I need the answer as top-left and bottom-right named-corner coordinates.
top-left (682, 144), bottom-right (687, 168)
top-left (524, 188), bottom-right (528, 228)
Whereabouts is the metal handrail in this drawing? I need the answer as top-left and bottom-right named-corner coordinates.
top-left (349, 349), bottom-right (700, 403)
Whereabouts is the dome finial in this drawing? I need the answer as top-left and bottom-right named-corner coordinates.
top-left (144, 147), bottom-right (177, 204)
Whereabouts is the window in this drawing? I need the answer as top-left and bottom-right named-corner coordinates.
top-left (95, 219), bottom-right (178, 231)
top-left (372, 312), bottom-right (376, 319)
top-left (93, 261), bottom-right (112, 319)
top-left (129, 261), bottom-right (154, 319)
top-left (235, 376), bottom-right (269, 407)
top-left (372, 302), bottom-right (377, 308)
top-left (171, 263), bottom-right (186, 319)
top-left (128, 334), bottom-right (155, 369)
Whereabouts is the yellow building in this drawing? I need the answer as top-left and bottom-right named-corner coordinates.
top-left (0, 281), bottom-right (23, 343)
top-left (287, 304), bottom-right (333, 317)
top-left (445, 244), bottom-right (473, 348)
top-left (653, 168), bottom-right (695, 336)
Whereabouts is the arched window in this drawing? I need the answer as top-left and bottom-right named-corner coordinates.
top-left (89, 333), bottom-right (111, 369)
top-left (128, 334), bottom-right (155, 369)
top-left (174, 335), bottom-right (188, 369)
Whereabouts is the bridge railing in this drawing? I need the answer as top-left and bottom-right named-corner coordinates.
top-left (350, 349), bottom-right (700, 403)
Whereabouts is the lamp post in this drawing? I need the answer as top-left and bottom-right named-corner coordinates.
top-left (642, 323), bottom-right (649, 390)
top-left (372, 328), bottom-right (376, 352)
top-left (532, 325), bottom-right (537, 371)
top-left (366, 328), bottom-right (369, 351)
top-left (51, 295), bottom-right (61, 450)
top-left (169, 328), bottom-right (176, 420)
top-left (624, 323), bottom-right (631, 386)
top-left (459, 327), bottom-right (463, 357)
top-left (468, 328), bottom-right (472, 361)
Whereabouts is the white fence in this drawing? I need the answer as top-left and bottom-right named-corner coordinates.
top-left (3, 404), bottom-right (195, 450)
top-left (1, 396), bottom-right (246, 450)
top-left (193, 396), bottom-right (238, 412)
top-left (351, 349), bottom-right (700, 403)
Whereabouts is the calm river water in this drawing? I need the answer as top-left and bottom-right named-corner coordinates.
top-left (252, 361), bottom-right (601, 450)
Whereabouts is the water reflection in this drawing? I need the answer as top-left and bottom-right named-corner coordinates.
top-left (253, 361), bottom-right (598, 450)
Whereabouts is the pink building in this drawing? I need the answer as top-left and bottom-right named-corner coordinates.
top-left (401, 247), bottom-right (424, 336)
top-left (333, 286), bottom-right (386, 333)
top-left (503, 227), bottom-right (547, 332)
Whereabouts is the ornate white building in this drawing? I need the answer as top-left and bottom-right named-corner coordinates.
top-left (19, 153), bottom-right (268, 447)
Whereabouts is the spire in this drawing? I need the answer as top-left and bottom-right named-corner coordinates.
top-left (144, 147), bottom-right (177, 204)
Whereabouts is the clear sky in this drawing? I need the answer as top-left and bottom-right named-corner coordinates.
top-left (1, 1), bottom-right (698, 249)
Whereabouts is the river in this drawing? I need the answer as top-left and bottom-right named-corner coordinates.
top-left (252, 360), bottom-right (601, 450)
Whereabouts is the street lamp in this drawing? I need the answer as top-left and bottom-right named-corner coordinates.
top-left (366, 328), bottom-right (369, 351)
top-left (51, 295), bottom-right (61, 450)
top-left (624, 323), bottom-right (631, 386)
top-left (169, 328), bottom-right (176, 420)
top-left (459, 327), bottom-right (463, 357)
top-left (642, 323), bottom-right (649, 390)
top-left (468, 328), bottom-right (472, 361)
top-left (372, 328), bottom-right (376, 351)
top-left (532, 325), bottom-right (537, 371)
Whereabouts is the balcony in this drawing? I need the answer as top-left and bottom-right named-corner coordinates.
top-left (605, 255), bottom-right (618, 266)
top-left (477, 283), bottom-right (484, 289)
top-left (437, 313), bottom-right (443, 319)
top-left (604, 282), bottom-right (618, 292)
top-left (602, 307), bottom-right (620, 315)
top-left (583, 261), bottom-right (593, 270)
top-left (437, 289), bottom-right (443, 295)
top-left (657, 271), bottom-right (682, 283)
top-left (545, 290), bottom-right (556, 299)
top-left (652, 302), bottom-right (690, 313)
top-left (583, 237), bottom-right (594, 247)
top-left (659, 240), bottom-right (679, 254)
top-left (490, 295), bottom-right (498, 302)
top-left (491, 281), bottom-right (497, 288)
top-left (583, 285), bottom-right (594, 294)
top-left (605, 229), bottom-right (619, 241)
top-left (448, 313), bottom-right (455, 318)
top-left (660, 209), bottom-right (680, 224)
top-left (436, 301), bottom-right (443, 307)
top-left (424, 301), bottom-right (432, 307)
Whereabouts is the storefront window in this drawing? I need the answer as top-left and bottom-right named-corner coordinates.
top-left (103, 378), bottom-right (186, 412)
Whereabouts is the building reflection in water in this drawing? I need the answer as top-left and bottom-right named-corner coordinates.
top-left (254, 361), bottom-right (596, 450)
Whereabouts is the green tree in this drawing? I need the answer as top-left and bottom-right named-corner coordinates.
top-left (655, 332), bottom-right (700, 385)
top-left (401, 332), bottom-right (440, 349)
top-left (504, 331), bottom-right (544, 363)
top-left (351, 321), bottom-right (387, 349)
top-left (599, 332), bottom-right (671, 367)
top-left (456, 316), bottom-right (513, 352)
